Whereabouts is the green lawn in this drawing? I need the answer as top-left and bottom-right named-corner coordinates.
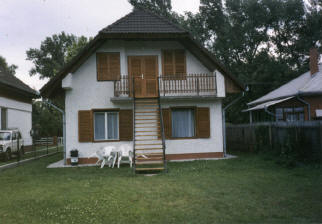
top-left (0, 145), bottom-right (62, 166)
top-left (0, 153), bottom-right (321, 224)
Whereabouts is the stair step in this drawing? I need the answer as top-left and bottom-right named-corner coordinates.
top-left (135, 115), bottom-right (159, 117)
top-left (135, 126), bottom-right (160, 129)
top-left (135, 121), bottom-right (160, 124)
top-left (135, 131), bottom-right (160, 133)
top-left (135, 143), bottom-right (162, 146)
top-left (135, 107), bottom-right (159, 109)
top-left (135, 111), bottom-right (158, 113)
top-left (136, 139), bottom-right (162, 141)
top-left (136, 161), bottom-right (164, 165)
top-left (135, 167), bottom-right (165, 171)
top-left (135, 119), bottom-right (159, 121)
top-left (135, 147), bottom-right (163, 150)
top-left (135, 135), bottom-right (160, 137)
top-left (135, 103), bottom-right (158, 105)
top-left (137, 157), bottom-right (163, 161)
top-left (136, 152), bottom-right (163, 156)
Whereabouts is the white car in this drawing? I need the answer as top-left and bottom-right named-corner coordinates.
top-left (0, 129), bottom-right (24, 161)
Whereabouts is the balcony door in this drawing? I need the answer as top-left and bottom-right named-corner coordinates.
top-left (128, 56), bottom-right (159, 98)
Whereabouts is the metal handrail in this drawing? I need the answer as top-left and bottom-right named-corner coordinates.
top-left (132, 76), bottom-right (136, 172)
top-left (157, 79), bottom-right (167, 172)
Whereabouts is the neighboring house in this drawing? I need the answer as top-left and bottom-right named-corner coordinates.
top-left (0, 67), bottom-right (39, 148)
top-left (245, 48), bottom-right (322, 122)
top-left (40, 8), bottom-right (243, 171)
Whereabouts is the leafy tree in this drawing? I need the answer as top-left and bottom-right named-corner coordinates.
top-left (26, 32), bottom-right (90, 79)
top-left (32, 101), bottom-right (62, 138)
top-left (65, 36), bottom-right (92, 63)
top-left (0, 55), bottom-right (18, 75)
top-left (129, 0), bottom-right (172, 16)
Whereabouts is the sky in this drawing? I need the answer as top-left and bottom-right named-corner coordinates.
top-left (0, 0), bottom-right (200, 91)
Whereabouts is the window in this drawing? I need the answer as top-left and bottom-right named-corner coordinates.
top-left (276, 107), bottom-right (305, 122)
top-left (96, 52), bottom-right (120, 81)
top-left (94, 111), bottom-right (119, 141)
top-left (12, 132), bottom-right (17, 140)
top-left (275, 108), bottom-right (283, 121)
top-left (171, 108), bottom-right (195, 138)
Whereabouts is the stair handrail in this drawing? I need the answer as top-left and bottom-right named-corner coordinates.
top-left (132, 76), bottom-right (136, 172)
top-left (157, 76), bottom-right (167, 172)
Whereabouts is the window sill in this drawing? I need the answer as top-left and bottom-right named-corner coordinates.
top-left (169, 137), bottom-right (197, 140)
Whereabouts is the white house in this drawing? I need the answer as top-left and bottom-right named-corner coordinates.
top-left (0, 67), bottom-right (39, 148)
top-left (40, 8), bottom-right (243, 171)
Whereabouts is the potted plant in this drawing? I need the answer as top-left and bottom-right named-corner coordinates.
top-left (70, 149), bottom-right (79, 166)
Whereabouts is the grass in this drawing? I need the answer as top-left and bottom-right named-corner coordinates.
top-left (0, 145), bottom-right (62, 166)
top-left (0, 153), bottom-right (321, 224)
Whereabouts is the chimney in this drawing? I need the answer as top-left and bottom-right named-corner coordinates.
top-left (309, 48), bottom-right (319, 75)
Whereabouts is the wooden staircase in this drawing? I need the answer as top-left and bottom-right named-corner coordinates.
top-left (133, 97), bottom-right (167, 173)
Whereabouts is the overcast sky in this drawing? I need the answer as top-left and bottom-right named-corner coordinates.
top-left (0, 0), bottom-right (200, 90)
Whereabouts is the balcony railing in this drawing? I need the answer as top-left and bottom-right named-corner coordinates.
top-left (114, 73), bottom-right (217, 97)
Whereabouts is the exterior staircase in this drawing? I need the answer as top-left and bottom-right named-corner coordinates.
top-left (133, 97), bottom-right (167, 173)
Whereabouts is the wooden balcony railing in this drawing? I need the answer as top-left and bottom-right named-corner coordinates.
top-left (114, 73), bottom-right (217, 97)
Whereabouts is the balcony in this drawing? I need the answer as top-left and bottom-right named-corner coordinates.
top-left (114, 74), bottom-right (217, 99)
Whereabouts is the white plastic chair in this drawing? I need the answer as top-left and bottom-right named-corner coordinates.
top-left (89, 146), bottom-right (117, 168)
top-left (117, 144), bottom-right (133, 168)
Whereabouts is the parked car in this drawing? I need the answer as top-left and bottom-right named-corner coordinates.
top-left (0, 129), bottom-right (24, 161)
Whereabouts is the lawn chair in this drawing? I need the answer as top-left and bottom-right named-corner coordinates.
top-left (89, 146), bottom-right (117, 168)
top-left (117, 144), bottom-right (133, 168)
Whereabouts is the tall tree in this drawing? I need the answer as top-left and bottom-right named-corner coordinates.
top-left (0, 55), bottom-right (18, 75)
top-left (26, 32), bottom-right (90, 79)
top-left (129, 0), bottom-right (172, 16)
top-left (32, 101), bottom-right (62, 138)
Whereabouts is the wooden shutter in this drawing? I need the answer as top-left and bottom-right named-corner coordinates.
top-left (162, 108), bottom-right (171, 139)
top-left (119, 110), bottom-right (133, 141)
top-left (78, 110), bottom-right (93, 142)
top-left (196, 107), bottom-right (210, 138)
top-left (162, 50), bottom-right (186, 79)
top-left (97, 53), bottom-right (120, 81)
top-left (162, 50), bottom-right (174, 76)
top-left (174, 50), bottom-right (186, 76)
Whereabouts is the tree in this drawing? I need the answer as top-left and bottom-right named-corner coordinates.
top-left (32, 101), bottom-right (62, 137)
top-left (26, 32), bottom-right (90, 79)
top-left (129, 0), bottom-right (172, 16)
top-left (0, 55), bottom-right (18, 75)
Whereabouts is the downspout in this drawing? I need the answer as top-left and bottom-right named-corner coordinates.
top-left (264, 106), bottom-right (276, 118)
top-left (222, 91), bottom-right (245, 157)
top-left (296, 95), bottom-right (311, 121)
top-left (42, 100), bottom-right (66, 165)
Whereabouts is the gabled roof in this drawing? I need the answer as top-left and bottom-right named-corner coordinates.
top-left (40, 8), bottom-right (244, 97)
top-left (101, 8), bottom-right (186, 34)
top-left (248, 64), bottom-right (322, 106)
top-left (0, 68), bottom-right (39, 98)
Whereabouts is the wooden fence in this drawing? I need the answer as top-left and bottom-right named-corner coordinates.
top-left (227, 121), bottom-right (322, 163)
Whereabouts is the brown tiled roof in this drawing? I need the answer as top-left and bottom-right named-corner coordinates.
top-left (0, 68), bottom-right (39, 97)
top-left (100, 8), bottom-right (186, 34)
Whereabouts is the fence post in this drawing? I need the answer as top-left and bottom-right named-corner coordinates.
top-left (34, 138), bottom-right (36, 158)
top-left (268, 124), bottom-right (272, 150)
top-left (46, 137), bottom-right (49, 155)
top-left (320, 122), bottom-right (322, 164)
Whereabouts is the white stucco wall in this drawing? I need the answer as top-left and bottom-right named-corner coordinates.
top-left (0, 97), bottom-right (32, 146)
top-left (63, 40), bottom-right (225, 160)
